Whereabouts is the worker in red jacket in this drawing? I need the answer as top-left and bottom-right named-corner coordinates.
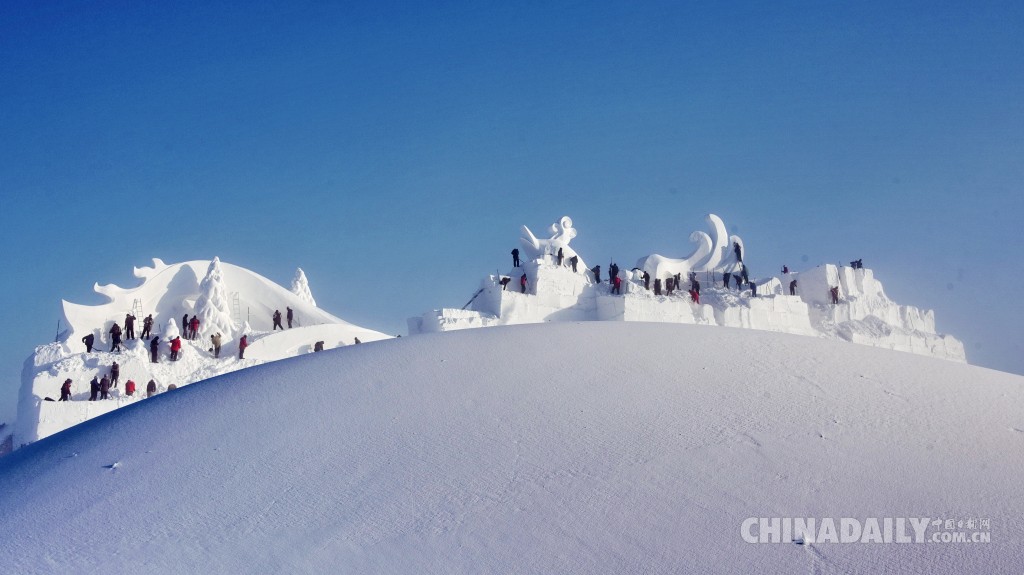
top-left (238, 334), bottom-right (248, 359)
top-left (170, 336), bottom-right (182, 361)
top-left (125, 380), bottom-right (136, 397)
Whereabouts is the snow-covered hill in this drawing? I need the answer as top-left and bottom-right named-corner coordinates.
top-left (1, 323), bottom-right (1020, 574)
top-left (15, 258), bottom-right (391, 447)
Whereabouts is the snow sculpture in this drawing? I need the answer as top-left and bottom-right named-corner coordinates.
top-left (520, 216), bottom-right (587, 269)
top-left (163, 318), bottom-right (181, 340)
top-left (291, 268), bottom-right (316, 307)
top-left (637, 214), bottom-right (744, 279)
top-left (194, 257), bottom-right (237, 339)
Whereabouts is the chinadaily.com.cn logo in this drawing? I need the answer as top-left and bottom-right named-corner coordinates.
top-left (741, 517), bottom-right (991, 544)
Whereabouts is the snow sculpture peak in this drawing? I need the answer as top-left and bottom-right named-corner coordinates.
top-left (194, 257), bottom-right (238, 339)
top-left (291, 268), bottom-right (316, 307)
top-left (637, 214), bottom-right (746, 279)
top-left (520, 216), bottom-right (586, 269)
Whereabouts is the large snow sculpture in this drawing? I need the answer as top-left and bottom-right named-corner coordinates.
top-left (291, 268), bottom-right (316, 307)
top-left (520, 216), bottom-right (587, 269)
top-left (637, 214), bottom-right (744, 280)
top-left (194, 257), bottom-right (238, 339)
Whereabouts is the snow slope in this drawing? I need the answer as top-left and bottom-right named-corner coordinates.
top-left (1, 323), bottom-right (1020, 574)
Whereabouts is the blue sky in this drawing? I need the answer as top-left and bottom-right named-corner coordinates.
top-left (1, 1), bottom-right (1022, 423)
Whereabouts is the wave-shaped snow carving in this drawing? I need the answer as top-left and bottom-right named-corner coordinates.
top-left (637, 214), bottom-right (745, 279)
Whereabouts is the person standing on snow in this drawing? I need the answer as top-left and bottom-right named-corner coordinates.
top-left (170, 336), bottom-right (182, 361)
top-left (654, 278), bottom-right (662, 296)
top-left (99, 375), bottom-right (111, 400)
top-left (125, 380), bottom-right (136, 397)
top-left (109, 322), bottom-right (123, 352)
top-left (830, 286), bottom-right (840, 305)
top-left (82, 333), bottom-right (95, 353)
top-left (511, 248), bottom-right (520, 268)
top-left (612, 275), bottom-right (622, 295)
top-left (569, 255), bottom-right (578, 273)
top-left (520, 273), bottom-right (528, 293)
top-left (146, 379), bottom-right (157, 398)
top-left (89, 376), bottom-right (99, 401)
top-left (59, 379), bottom-right (73, 401)
top-left (286, 307), bottom-right (294, 328)
top-left (124, 313), bottom-right (136, 340)
top-left (110, 361), bottom-right (120, 388)
top-left (789, 279), bottom-right (798, 296)
top-left (182, 314), bottom-right (189, 336)
top-left (211, 333), bottom-right (222, 358)
top-left (238, 334), bottom-right (248, 359)
top-left (150, 336), bottom-right (160, 363)
top-left (141, 314), bottom-right (153, 340)
top-left (272, 310), bottom-right (284, 331)
top-left (189, 316), bottom-right (200, 340)
top-left (556, 247), bottom-right (564, 266)
top-left (591, 265), bottom-right (601, 283)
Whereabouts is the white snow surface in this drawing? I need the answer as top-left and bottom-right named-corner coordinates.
top-left (1, 323), bottom-right (1021, 574)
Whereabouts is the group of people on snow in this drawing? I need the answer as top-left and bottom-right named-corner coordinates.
top-left (60, 373), bottom-right (161, 402)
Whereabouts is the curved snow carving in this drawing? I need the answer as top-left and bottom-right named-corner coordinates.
top-left (699, 214), bottom-right (731, 272)
top-left (520, 216), bottom-right (587, 270)
top-left (637, 214), bottom-right (744, 279)
top-left (637, 231), bottom-right (713, 280)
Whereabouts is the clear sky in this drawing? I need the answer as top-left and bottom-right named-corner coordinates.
top-left (1, 1), bottom-right (1022, 423)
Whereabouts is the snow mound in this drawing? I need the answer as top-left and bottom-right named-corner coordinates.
top-left (0, 323), bottom-right (1019, 573)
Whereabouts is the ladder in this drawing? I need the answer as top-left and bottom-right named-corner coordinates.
top-left (231, 292), bottom-right (241, 323)
top-left (131, 298), bottom-right (143, 319)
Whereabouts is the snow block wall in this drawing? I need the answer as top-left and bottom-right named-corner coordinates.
top-left (411, 214), bottom-right (966, 366)
top-left (796, 265), bottom-right (965, 361)
top-left (15, 259), bottom-right (392, 449)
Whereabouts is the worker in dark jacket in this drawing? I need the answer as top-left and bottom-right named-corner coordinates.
top-left (286, 307), bottom-right (294, 328)
top-left (146, 379), bottom-right (157, 398)
top-left (99, 375), bottom-right (111, 400)
top-left (110, 361), bottom-right (120, 388)
top-left (59, 379), bottom-right (73, 401)
top-left (89, 376), bottom-right (99, 401)
top-left (82, 333), bottom-right (95, 353)
top-left (141, 314), bottom-right (153, 339)
top-left (109, 323), bottom-right (122, 352)
top-left (272, 310), bottom-right (284, 331)
top-left (124, 313), bottom-right (136, 339)
top-left (150, 336), bottom-right (160, 363)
